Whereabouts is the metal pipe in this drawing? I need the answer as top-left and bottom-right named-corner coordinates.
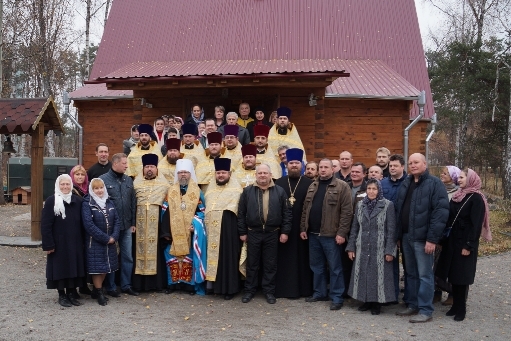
top-left (63, 92), bottom-right (83, 165)
top-left (404, 90), bottom-right (426, 163)
top-left (425, 113), bottom-right (437, 164)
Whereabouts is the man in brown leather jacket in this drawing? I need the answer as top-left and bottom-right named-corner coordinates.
top-left (300, 158), bottom-right (353, 310)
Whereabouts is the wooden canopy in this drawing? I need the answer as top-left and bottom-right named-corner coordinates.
top-left (0, 96), bottom-right (64, 241)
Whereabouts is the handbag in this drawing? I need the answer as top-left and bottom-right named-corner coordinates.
top-left (441, 194), bottom-right (473, 244)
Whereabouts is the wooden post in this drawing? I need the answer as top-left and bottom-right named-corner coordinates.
top-left (314, 88), bottom-right (326, 160)
top-left (31, 124), bottom-right (44, 241)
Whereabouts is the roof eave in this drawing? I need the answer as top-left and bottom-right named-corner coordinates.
top-left (325, 93), bottom-right (420, 101)
top-left (70, 95), bottom-right (134, 101)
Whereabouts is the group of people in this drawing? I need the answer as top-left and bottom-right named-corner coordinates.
top-left (41, 104), bottom-right (491, 324)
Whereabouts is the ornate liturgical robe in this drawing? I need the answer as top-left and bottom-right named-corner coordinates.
top-left (133, 175), bottom-right (169, 275)
top-left (127, 141), bottom-right (163, 178)
top-left (267, 123), bottom-right (305, 161)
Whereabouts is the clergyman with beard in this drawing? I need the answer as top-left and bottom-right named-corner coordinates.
top-left (126, 124), bottom-right (163, 178)
top-left (160, 159), bottom-right (207, 295)
top-left (158, 138), bottom-right (197, 184)
top-left (235, 144), bottom-right (258, 188)
top-left (275, 148), bottom-right (314, 298)
top-left (238, 163), bottom-right (292, 305)
top-left (132, 153), bottom-right (170, 292)
top-left (204, 158), bottom-right (243, 299)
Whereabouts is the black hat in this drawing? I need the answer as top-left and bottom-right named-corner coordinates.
top-left (165, 138), bottom-right (181, 151)
top-left (182, 123), bottom-right (198, 136)
top-left (285, 148), bottom-right (304, 162)
top-left (214, 158), bottom-right (231, 171)
top-left (142, 154), bottom-right (159, 167)
top-left (224, 125), bottom-right (239, 137)
top-left (138, 124), bottom-right (153, 135)
top-left (277, 106), bottom-right (291, 118)
top-left (207, 132), bottom-right (223, 144)
top-left (241, 144), bottom-right (257, 157)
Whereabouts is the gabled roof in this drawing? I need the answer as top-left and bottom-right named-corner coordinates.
top-left (89, 0), bottom-right (432, 117)
top-left (69, 84), bottom-right (133, 100)
top-left (0, 97), bottom-right (64, 134)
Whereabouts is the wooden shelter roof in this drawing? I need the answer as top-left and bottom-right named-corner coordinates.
top-left (0, 97), bottom-right (64, 134)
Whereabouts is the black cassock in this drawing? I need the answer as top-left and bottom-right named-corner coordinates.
top-left (213, 210), bottom-right (242, 295)
top-left (274, 176), bottom-right (314, 298)
top-left (131, 209), bottom-right (168, 292)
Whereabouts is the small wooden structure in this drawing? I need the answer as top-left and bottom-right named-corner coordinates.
top-left (12, 186), bottom-right (32, 205)
top-left (0, 97), bottom-right (64, 241)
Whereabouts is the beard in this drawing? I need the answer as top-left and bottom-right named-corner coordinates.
top-left (216, 178), bottom-right (230, 186)
top-left (179, 178), bottom-right (189, 186)
top-left (144, 172), bottom-right (156, 180)
top-left (288, 169), bottom-right (301, 178)
top-left (167, 156), bottom-right (179, 164)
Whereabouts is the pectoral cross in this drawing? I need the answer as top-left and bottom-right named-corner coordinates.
top-left (289, 196), bottom-right (296, 206)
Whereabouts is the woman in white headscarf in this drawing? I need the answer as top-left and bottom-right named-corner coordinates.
top-left (41, 174), bottom-right (86, 307)
top-left (81, 178), bottom-right (121, 306)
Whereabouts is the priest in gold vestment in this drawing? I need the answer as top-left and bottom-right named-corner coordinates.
top-left (253, 125), bottom-right (282, 179)
top-left (158, 138), bottom-right (197, 184)
top-left (222, 125), bottom-right (243, 170)
top-left (204, 158), bottom-right (243, 299)
top-left (161, 159), bottom-right (207, 295)
top-left (267, 107), bottom-right (305, 162)
top-left (196, 132), bottom-right (231, 190)
top-left (180, 123), bottom-right (206, 165)
top-left (234, 144), bottom-right (258, 188)
top-left (132, 153), bottom-right (170, 292)
top-left (126, 124), bottom-right (163, 178)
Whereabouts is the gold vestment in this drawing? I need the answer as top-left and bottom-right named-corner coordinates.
top-left (127, 141), bottom-right (163, 177)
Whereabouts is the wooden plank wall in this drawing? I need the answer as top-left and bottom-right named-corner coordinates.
top-left (321, 99), bottom-right (427, 167)
top-left (75, 89), bottom-right (427, 170)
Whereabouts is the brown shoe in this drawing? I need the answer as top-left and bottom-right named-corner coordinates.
top-left (442, 295), bottom-right (453, 306)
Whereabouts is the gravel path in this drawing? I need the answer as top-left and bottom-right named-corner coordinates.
top-left (0, 245), bottom-right (509, 341)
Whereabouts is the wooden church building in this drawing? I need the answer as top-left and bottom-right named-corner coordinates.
top-left (70, 0), bottom-right (433, 167)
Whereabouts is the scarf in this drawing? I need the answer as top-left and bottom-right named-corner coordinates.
top-left (190, 109), bottom-right (204, 125)
top-left (451, 168), bottom-right (491, 241)
top-left (446, 165), bottom-right (461, 185)
top-left (153, 124), bottom-right (165, 148)
top-left (362, 179), bottom-right (384, 214)
top-left (89, 178), bottom-right (109, 209)
top-left (54, 174), bottom-right (73, 219)
top-left (70, 165), bottom-right (88, 195)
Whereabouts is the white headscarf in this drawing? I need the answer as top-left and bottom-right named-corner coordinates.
top-left (88, 178), bottom-right (109, 209)
top-left (54, 174), bottom-right (73, 219)
top-left (174, 159), bottom-right (197, 184)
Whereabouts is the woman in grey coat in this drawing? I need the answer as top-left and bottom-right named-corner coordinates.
top-left (346, 179), bottom-right (397, 315)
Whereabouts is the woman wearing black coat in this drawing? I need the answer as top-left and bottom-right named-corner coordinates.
top-left (436, 168), bottom-right (492, 321)
top-left (41, 174), bottom-right (86, 307)
top-left (82, 178), bottom-right (121, 305)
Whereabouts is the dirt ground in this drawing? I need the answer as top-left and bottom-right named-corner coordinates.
top-left (0, 205), bottom-right (510, 340)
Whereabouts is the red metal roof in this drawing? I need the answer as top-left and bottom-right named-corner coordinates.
top-left (95, 59), bottom-right (348, 79)
top-left (327, 60), bottom-right (420, 99)
top-left (69, 84), bottom-right (133, 100)
top-left (0, 97), bottom-right (64, 134)
top-left (90, 0), bottom-right (432, 117)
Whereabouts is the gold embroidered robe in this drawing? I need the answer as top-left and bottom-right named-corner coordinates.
top-left (126, 141), bottom-right (163, 177)
top-left (267, 123), bottom-right (306, 161)
top-left (133, 176), bottom-right (170, 275)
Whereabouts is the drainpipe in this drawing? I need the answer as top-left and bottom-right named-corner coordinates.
top-left (425, 113), bottom-right (437, 164)
top-left (63, 92), bottom-right (83, 165)
top-left (404, 90), bottom-right (426, 163)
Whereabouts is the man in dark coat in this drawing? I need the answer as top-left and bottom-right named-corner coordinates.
top-left (238, 163), bottom-right (292, 304)
top-left (395, 153), bottom-right (449, 323)
top-left (87, 143), bottom-right (112, 179)
top-left (274, 148), bottom-right (313, 298)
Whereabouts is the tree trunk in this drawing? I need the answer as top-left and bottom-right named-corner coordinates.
top-left (85, 0), bottom-right (91, 80)
top-left (104, 0), bottom-right (111, 27)
top-left (504, 64), bottom-right (511, 199)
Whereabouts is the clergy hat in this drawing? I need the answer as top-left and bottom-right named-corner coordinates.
top-left (241, 144), bottom-right (257, 157)
top-left (142, 153), bottom-right (159, 167)
top-left (253, 125), bottom-right (270, 138)
top-left (165, 138), bottom-right (181, 151)
top-left (254, 106), bottom-right (265, 114)
top-left (138, 123), bottom-right (153, 135)
top-left (223, 125), bottom-right (239, 137)
top-left (207, 132), bottom-right (223, 144)
top-left (286, 148), bottom-right (304, 162)
top-left (174, 159), bottom-right (197, 184)
top-left (214, 158), bottom-right (231, 172)
top-left (277, 106), bottom-right (291, 118)
top-left (182, 123), bottom-right (198, 136)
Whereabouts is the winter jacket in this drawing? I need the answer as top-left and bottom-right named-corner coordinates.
top-left (41, 194), bottom-right (85, 281)
top-left (394, 169), bottom-right (449, 243)
top-left (300, 177), bottom-right (353, 238)
top-left (100, 169), bottom-right (136, 230)
top-left (238, 182), bottom-right (292, 235)
top-left (381, 171), bottom-right (407, 204)
top-left (82, 195), bottom-right (120, 274)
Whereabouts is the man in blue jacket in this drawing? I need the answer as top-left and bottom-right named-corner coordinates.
top-left (394, 153), bottom-right (449, 323)
top-left (381, 154), bottom-right (407, 304)
top-left (100, 153), bottom-right (139, 297)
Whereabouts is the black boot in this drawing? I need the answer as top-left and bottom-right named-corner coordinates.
top-left (93, 287), bottom-right (108, 306)
top-left (58, 290), bottom-right (72, 308)
top-left (66, 288), bottom-right (83, 306)
top-left (79, 286), bottom-right (92, 295)
top-left (371, 303), bottom-right (381, 315)
top-left (453, 285), bottom-right (467, 321)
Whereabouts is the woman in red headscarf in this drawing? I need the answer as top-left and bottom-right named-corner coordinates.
top-left (70, 165), bottom-right (89, 198)
top-left (436, 168), bottom-right (491, 322)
